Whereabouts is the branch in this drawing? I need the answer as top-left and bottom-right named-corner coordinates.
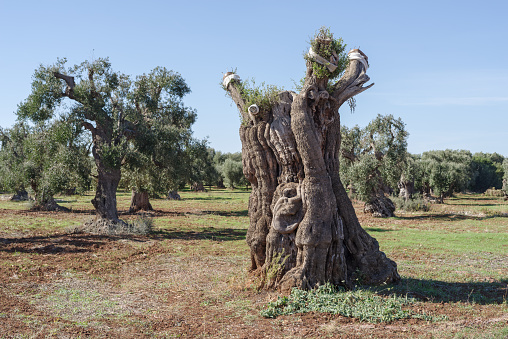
top-left (82, 121), bottom-right (96, 138)
top-left (331, 49), bottom-right (374, 107)
top-left (335, 74), bottom-right (374, 108)
top-left (341, 149), bottom-right (357, 162)
top-left (88, 68), bottom-right (98, 98)
top-left (222, 72), bottom-right (249, 122)
top-left (54, 72), bottom-right (75, 99)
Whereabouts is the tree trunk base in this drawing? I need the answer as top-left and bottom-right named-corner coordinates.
top-left (32, 198), bottom-right (70, 212)
top-left (364, 195), bottom-right (395, 217)
top-left (10, 190), bottom-right (29, 201)
top-left (128, 191), bottom-right (153, 214)
top-left (191, 182), bottom-right (206, 192)
top-left (167, 190), bottom-right (181, 200)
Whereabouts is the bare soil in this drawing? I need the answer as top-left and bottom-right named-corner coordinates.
top-left (0, 197), bottom-right (507, 338)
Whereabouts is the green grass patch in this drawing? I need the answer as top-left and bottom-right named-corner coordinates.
top-left (369, 227), bottom-right (508, 255)
top-left (261, 283), bottom-right (446, 322)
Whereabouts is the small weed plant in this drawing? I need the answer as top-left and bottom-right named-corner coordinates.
top-left (238, 79), bottom-right (282, 118)
top-left (261, 283), bottom-right (446, 323)
top-left (222, 72), bottom-right (283, 125)
top-left (265, 250), bottom-right (289, 283)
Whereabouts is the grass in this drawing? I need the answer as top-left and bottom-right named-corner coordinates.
top-left (0, 189), bottom-right (507, 337)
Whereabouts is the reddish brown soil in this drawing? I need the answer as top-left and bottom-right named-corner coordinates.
top-left (0, 206), bottom-right (507, 338)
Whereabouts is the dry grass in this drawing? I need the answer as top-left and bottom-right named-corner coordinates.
top-left (0, 189), bottom-right (507, 338)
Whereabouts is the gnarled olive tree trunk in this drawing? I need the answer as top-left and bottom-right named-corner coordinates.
top-left (82, 123), bottom-right (130, 233)
top-left (398, 173), bottom-right (414, 201)
top-left (128, 190), bottom-right (153, 213)
top-left (224, 46), bottom-right (399, 291)
top-left (363, 170), bottom-right (396, 218)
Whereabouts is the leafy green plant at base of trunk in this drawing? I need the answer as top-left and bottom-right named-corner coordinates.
top-left (260, 283), bottom-right (447, 322)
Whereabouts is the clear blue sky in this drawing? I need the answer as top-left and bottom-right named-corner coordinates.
top-left (1, 0), bottom-right (507, 156)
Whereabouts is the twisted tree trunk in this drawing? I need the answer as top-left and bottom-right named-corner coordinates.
top-left (82, 124), bottom-right (129, 234)
top-left (364, 170), bottom-right (395, 218)
top-left (224, 45), bottom-right (399, 291)
top-left (128, 190), bottom-right (153, 213)
top-left (398, 173), bottom-right (414, 201)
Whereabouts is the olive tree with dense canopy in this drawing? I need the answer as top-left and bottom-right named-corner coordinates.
top-left (340, 114), bottom-right (408, 217)
top-left (18, 58), bottom-right (195, 233)
top-left (0, 119), bottom-right (91, 210)
top-left (121, 67), bottom-right (198, 213)
top-left (223, 28), bottom-right (399, 291)
top-left (420, 149), bottom-right (473, 203)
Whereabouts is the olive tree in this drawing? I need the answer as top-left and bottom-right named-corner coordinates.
top-left (340, 114), bottom-right (408, 217)
top-left (0, 119), bottom-right (91, 210)
top-left (469, 152), bottom-right (504, 192)
top-left (122, 67), bottom-right (197, 212)
top-left (223, 28), bottom-right (399, 291)
top-left (502, 158), bottom-right (508, 196)
top-left (0, 123), bottom-right (29, 199)
top-left (18, 58), bottom-right (194, 233)
top-left (221, 157), bottom-right (245, 189)
top-left (122, 138), bottom-right (212, 212)
top-left (398, 153), bottom-right (424, 201)
top-left (420, 149), bottom-right (473, 203)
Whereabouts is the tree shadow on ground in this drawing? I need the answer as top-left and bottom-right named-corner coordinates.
top-left (446, 203), bottom-right (499, 207)
top-left (372, 277), bottom-right (508, 305)
top-left (364, 227), bottom-right (393, 233)
top-left (151, 227), bottom-right (246, 242)
top-left (0, 233), bottom-right (146, 254)
top-left (201, 210), bottom-right (249, 217)
top-left (178, 196), bottom-right (233, 201)
top-left (450, 195), bottom-right (504, 201)
top-left (119, 210), bottom-right (186, 217)
top-left (394, 213), bottom-right (508, 222)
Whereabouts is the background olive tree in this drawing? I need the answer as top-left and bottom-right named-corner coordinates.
top-left (340, 114), bottom-right (408, 217)
top-left (469, 152), bottom-right (504, 193)
top-left (0, 119), bottom-right (91, 210)
top-left (17, 58), bottom-right (195, 233)
top-left (420, 149), bottom-right (473, 203)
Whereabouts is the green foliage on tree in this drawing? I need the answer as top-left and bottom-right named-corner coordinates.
top-left (420, 149), bottom-right (473, 203)
top-left (221, 158), bottom-right (245, 189)
top-left (187, 142), bottom-right (219, 190)
top-left (400, 153), bottom-right (425, 192)
top-left (0, 119), bottom-right (91, 209)
top-left (304, 26), bottom-right (349, 80)
top-left (469, 152), bottom-right (504, 192)
top-left (340, 114), bottom-right (408, 203)
top-left (213, 151), bottom-right (246, 189)
top-left (0, 123), bottom-right (28, 194)
top-left (120, 66), bottom-right (199, 200)
top-left (16, 57), bottom-right (196, 225)
top-left (502, 158), bottom-right (508, 196)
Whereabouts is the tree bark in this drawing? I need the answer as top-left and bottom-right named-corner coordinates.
top-left (191, 181), bottom-right (205, 192)
top-left (364, 193), bottom-right (396, 217)
top-left (82, 124), bottom-right (130, 233)
top-left (91, 158), bottom-right (121, 220)
top-left (10, 189), bottom-right (29, 201)
top-left (167, 190), bottom-right (181, 200)
top-left (128, 190), bottom-right (153, 213)
top-left (224, 47), bottom-right (399, 291)
top-left (398, 174), bottom-right (414, 201)
top-left (31, 196), bottom-right (70, 212)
